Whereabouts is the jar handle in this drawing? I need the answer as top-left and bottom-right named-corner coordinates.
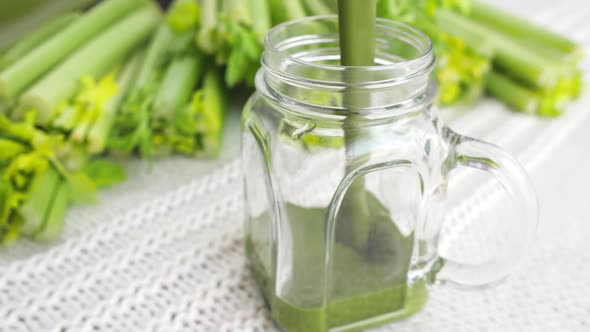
top-left (434, 133), bottom-right (539, 288)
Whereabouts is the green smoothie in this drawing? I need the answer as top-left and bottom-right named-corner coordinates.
top-left (246, 193), bottom-right (428, 332)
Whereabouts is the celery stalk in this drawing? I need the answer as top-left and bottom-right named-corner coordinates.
top-left (270, 0), bottom-right (307, 24)
top-left (324, 0), bottom-right (338, 12)
top-left (196, 67), bottom-right (227, 157)
top-left (0, 13), bottom-right (80, 71)
top-left (198, 0), bottom-right (221, 53)
top-left (70, 111), bottom-right (94, 144)
top-left (0, 0), bottom-right (150, 102)
top-left (514, 36), bottom-right (581, 70)
top-left (18, 165), bottom-right (60, 235)
top-left (153, 50), bottom-right (203, 121)
top-left (88, 52), bottom-right (144, 154)
top-left (16, 3), bottom-right (161, 125)
top-left (53, 106), bottom-right (80, 131)
top-left (486, 71), bottom-right (539, 114)
top-left (134, 25), bottom-right (175, 91)
top-left (172, 67), bottom-right (227, 157)
top-left (435, 8), bottom-right (562, 90)
top-left (108, 24), bottom-right (174, 158)
top-left (224, 0), bottom-right (251, 25)
top-left (0, 0), bottom-right (94, 52)
top-left (33, 179), bottom-right (69, 242)
top-left (338, 0), bottom-right (376, 250)
top-left (486, 70), bottom-right (570, 117)
top-left (302, 0), bottom-right (332, 16)
top-left (471, 1), bottom-right (582, 60)
top-left (165, 0), bottom-right (201, 33)
top-left (246, 0), bottom-right (272, 42)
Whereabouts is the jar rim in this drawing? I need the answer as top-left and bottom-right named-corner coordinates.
top-left (263, 15), bottom-right (435, 83)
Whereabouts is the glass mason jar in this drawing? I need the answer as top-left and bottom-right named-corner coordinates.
top-left (242, 16), bottom-right (538, 332)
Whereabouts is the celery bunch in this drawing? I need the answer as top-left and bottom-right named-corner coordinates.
top-left (195, 0), bottom-right (268, 87)
top-left (372, 0), bottom-right (583, 114)
top-left (0, 0), bottom-right (226, 246)
top-left (0, 0), bottom-right (159, 244)
top-left (110, 0), bottom-right (228, 158)
top-left (186, 0), bottom-right (582, 114)
top-left (0, 112), bottom-right (123, 245)
top-left (0, 0), bottom-right (582, 246)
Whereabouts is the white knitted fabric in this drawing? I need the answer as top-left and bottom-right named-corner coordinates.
top-left (1, 0), bottom-right (590, 331)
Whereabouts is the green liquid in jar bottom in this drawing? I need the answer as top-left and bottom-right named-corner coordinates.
top-left (246, 198), bottom-right (429, 332)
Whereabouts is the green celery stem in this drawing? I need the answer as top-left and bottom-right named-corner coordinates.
top-left (88, 52), bottom-right (145, 154)
top-left (133, 24), bottom-right (175, 90)
top-left (54, 106), bottom-right (79, 131)
top-left (486, 71), bottom-right (539, 114)
top-left (34, 179), bottom-right (69, 241)
top-left (0, 0), bottom-right (95, 52)
top-left (70, 112), bottom-right (94, 143)
top-left (224, 0), bottom-right (251, 25)
top-left (435, 9), bottom-right (562, 90)
top-left (153, 50), bottom-right (203, 121)
top-left (246, 0), bottom-right (271, 42)
top-left (471, 1), bottom-right (582, 60)
top-left (16, 2), bottom-right (161, 125)
top-left (198, 68), bottom-right (227, 157)
top-left (303, 0), bottom-right (332, 16)
top-left (0, 13), bottom-right (80, 71)
top-left (324, 0), bottom-right (338, 12)
top-left (270, 0), bottom-right (307, 24)
top-left (18, 165), bottom-right (61, 236)
top-left (338, 0), bottom-right (376, 250)
top-left (0, 0), bottom-right (150, 102)
top-left (198, 0), bottom-right (220, 53)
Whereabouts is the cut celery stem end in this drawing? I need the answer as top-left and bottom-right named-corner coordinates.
top-left (33, 179), bottom-right (69, 242)
top-left (0, 13), bottom-right (80, 72)
top-left (471, 1), bottom-right (582, 60)
top-left (0, 0), bottom-right (150, 102)
top-left (16, 3), bottom-right (161, 125)
top-left (435, 8), bottom-right (562, 90)
top-left (18, 165), bottom-right (61, 236)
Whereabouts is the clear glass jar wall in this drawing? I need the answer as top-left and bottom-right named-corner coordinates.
top-left (241, 16), bottom-right (537, 332)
